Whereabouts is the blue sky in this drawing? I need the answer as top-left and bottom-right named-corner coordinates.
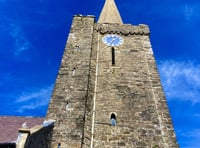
top-left (0, 0), bottom-right (200, 147)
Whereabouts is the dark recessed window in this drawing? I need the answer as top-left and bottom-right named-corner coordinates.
top-left (111, 47), bottom-right (115, 65)
top-left (72, 67), bottom-right (76, 75)
top-left (110, 113), bottom-right (116, 126)
top-left (65, 101), bottom-right (69, 111)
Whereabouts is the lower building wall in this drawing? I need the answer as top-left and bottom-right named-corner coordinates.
top-left (24, 124), bottom-right (53, 148)
top-left (16, 123), bottom-right (54, 148)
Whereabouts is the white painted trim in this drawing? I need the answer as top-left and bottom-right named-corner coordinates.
top-left (90, 32), bottom-right (100, 148)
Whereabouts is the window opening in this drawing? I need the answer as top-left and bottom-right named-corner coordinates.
top-left (110, 113), bottom-right (116, 126)
top-left (65, 101), bottom-right (69, 111)
top-left (72, 67), bottom-right (76, 75)
top-left (112, 47), bottom-right (115, 65)
top-left (58, 143), bottom-right (61, 148)
top-left (75, 45), bottom-right (80, 51)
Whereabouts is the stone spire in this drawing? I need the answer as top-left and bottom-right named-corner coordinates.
top-left (98, 0), bottom-right (123, 24)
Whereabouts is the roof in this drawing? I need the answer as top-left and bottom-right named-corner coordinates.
top-left (0, 116), bottom-right (44, 143)
top-left (98, 0), bottom-right (123, 24)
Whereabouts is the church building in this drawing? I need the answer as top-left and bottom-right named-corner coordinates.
top-left (0, 0), bottom-right (179, 148)
top-left (46, 0), bottom-right (179, 147)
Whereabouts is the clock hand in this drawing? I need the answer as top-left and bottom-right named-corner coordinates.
top-left (110, 37), bottom-right (117, 44)
top-left (109, 39), bottom-right (115, 46)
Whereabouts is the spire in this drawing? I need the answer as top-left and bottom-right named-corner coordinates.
top-left (98, 0), bottom-right (123, 24)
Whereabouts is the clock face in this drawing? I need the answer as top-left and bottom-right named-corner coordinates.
top-left (102, 34), bottom-right (123, 46)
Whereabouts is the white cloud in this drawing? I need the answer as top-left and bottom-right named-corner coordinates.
top-left (158, 60), bottom-right (200, 103)
top-left (183, 5), bottom-right (194, 22)
top-left (16, 85), bottom-right (53, 113)
top-left (124, 2), bottom-right (200, 25)
top-left (193, 114), bottom-right (200, 117)
top-left (164, 3), bottom-right (199, 24)
top-left (182, 4), bottom-right (200, 24)
top-left (16, 85), bottom-right (52, 103)
top-left (181, 129), bottom-right (200, 138)
top-left (10, 23), bottom-right (31, 56)
top-left (178, 129), bottom-right (200, 148)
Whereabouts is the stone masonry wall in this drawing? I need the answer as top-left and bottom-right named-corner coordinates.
top-left (82, 22), bottom-right (99, 147)
top-left (46, 15), bottom-right (95, 148)
top-left (83, 23), bottom-right (178, 148)
top-left (46, 16), bottom-right (178, 148)
top-left (144, 37), bottom-right (178, 147)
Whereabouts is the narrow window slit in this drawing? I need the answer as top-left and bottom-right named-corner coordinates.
top-left (72, 67), bottom-right (76, 75)
top-left (65, 101), bottom-right (69, 111)
top-left (112, 47), bottom-right (115, 65)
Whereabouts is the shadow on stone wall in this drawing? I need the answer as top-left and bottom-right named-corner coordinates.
top-left (24, 123), bottom-right (54, 148)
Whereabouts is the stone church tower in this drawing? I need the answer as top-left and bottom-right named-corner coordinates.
top-left (46, 0), bottom-right (179, 147)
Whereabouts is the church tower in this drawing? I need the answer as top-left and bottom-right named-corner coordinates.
top-left (46, 0), bottom-right (179, 147)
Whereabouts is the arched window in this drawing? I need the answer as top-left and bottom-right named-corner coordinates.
top-left (110, 113), bottom-right (116, 126)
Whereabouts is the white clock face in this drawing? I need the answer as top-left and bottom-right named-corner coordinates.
top-left (102, 34), bottom-right (123, 46)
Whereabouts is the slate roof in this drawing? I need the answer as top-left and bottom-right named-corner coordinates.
top-left (0, 116), bottom-right (44, 143)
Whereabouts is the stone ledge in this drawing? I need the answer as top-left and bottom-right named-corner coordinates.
top-left (96, 23), bottom-right (150, 35)
top-left (18, 128), bottom-right (30, 134)
top-left (73, 14), bottom-right (95, 18)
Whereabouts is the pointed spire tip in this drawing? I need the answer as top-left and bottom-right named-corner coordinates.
top-left (98, 0), bottom-right (123, 24)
